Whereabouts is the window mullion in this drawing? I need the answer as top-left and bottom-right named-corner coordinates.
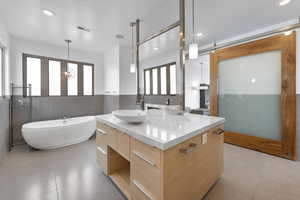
top-left (22, 54), bottom-right (27, 96)
top-left (150, 69), bottom-right (153, 95)
top-left (78, 63), bottom-right (83, 96)
top-left (144, 70), bottom-right (146, 95)
top-left (41, 57), bottom-right (49, 96)
top-left (166, 64), bottom-right (170, 95)
top-left (158, 67), bottom-right (161, 95)
top-left (61, 61), bottom-right (68, 96)
top-left (92, 65), bottom-right (95, 96)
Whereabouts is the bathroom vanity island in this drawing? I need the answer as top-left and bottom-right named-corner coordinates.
top-left (95, 111), bottom-right (225, 200)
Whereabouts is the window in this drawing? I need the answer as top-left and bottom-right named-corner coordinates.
top-left (26, 57), bottom-right (41, 96)
top-left (144, 62), bottom-right (176, 95)
top-left (152, 68), bottom-right (158, 95)
top-left (145, 70), bottom-right (151, 95)
top-left (170, 64), bottom-right (177, 95)
top-left (160, 66), bottom-right (167, 95)
top-left (67, 63), bottom-right (78, 96)
top-left (23, 54), bottom-right (94, 96)
top-left (49, 60), bottom-right (61, 96)
top-left (83, 65), bottom-right (93, 95)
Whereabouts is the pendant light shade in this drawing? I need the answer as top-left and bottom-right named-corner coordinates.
top-left (130, 63), bottom-right (136, 73)
top-left (130, 22), bottom-right (136, 73)
top-left (189, 43), bottom-right (198, 60)
top-left (189, 0), bottom-right (198, 60)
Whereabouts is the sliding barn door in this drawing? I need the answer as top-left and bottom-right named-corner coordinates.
top-left (210, 33), bottom-right (296, 160)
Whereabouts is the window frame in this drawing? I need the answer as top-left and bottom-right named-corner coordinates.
top-left (23, 53), bottom-right (94, 97)
top-left (0, 47), bottom-right (4, 97)
top-left (144, 62), bottom-right (176, 96)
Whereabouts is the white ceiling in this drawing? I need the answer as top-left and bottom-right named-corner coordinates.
top-left (0, 0), bottom-right (299, 53)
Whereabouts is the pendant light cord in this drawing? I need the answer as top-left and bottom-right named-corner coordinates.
top-left (192, 0), bottom-right (195, 43)
top-left (67, 42), bottom-right (70, 58)
top-left (131, 24), bottom-right (134, 64)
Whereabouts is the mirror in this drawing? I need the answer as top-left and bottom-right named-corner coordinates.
top-left (139, 27), bottom-right (180, 105)
top-left (137, 0), bottom-right (181, 107)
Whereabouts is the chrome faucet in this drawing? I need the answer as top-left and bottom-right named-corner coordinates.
top-left (62, 116), bottom-right (68, 123)
top-left (166, 98), bottom-right (170, 105)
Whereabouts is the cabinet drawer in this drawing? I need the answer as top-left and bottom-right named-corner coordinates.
top-left (131, 153), bottom-right (161, 200)
top-left (97, 122), bottom-right (117, 149)
top-left (131, 138), bottom-right (161, 168)
top-left (131, 138), bottom-right (161, 200)
top-left (131, 180), bottom-right (157, 200)
top-left (117, 132), bottom-right (130, 161)
top-left (96, 131), bottom-right (107, 150)
top-left (96, 146), bottom-right (107, 175)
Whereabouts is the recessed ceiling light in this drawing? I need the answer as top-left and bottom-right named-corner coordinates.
top-left (197, 32), bottom-right (203, 37)
top-left (284, 30), bottom-right (293, 36)
top-left (153, 47), bottom-right (159, 50)
top-left (277, 0), bottom-right (291, 6)
top-left (42, 9), bottom-right (55, 16)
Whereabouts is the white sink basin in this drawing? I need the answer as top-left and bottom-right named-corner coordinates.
top-left (112, 110), bottom-right (146, 124)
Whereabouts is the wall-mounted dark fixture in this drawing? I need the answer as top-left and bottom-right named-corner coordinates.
top-left (77, 26), bottom-right (91, 33)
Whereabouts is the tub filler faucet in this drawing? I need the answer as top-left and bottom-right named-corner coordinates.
top-left (62, 116), bottom-right (68, 123)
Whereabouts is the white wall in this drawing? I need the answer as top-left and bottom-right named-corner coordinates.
top-left (10, 36), bottom-right (104, 95)
top-left (119, 46), bottom-right (136, 95)
top-left (103, 45), bottom-right (136, 95)
top-left (103, 46), bottom-right (119, 95)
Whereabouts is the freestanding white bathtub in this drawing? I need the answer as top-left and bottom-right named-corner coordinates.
top-left (22, 116), bottom-right (96, 150)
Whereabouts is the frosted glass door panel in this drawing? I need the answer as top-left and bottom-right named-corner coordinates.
top-left (218, 51), bottom-right (282, 140)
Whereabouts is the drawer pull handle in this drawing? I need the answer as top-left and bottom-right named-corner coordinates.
top-left (179, 143), bottom-right (198, 154)
top-left (132, 180), bottom-right (154, 200)
top-left (97, 128), bottom-right (107, 135)
top-left (97, 147), bottom-right (107, 155)
top-left (133, 151), bottom-right (156, 167)
top-left (213, 128), bottom-right (224, 135)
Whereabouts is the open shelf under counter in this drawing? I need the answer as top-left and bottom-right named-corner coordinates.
top-left (109, 167), bottom-right (131, 199)
top-left (107, 146), bottom-right (131, 199)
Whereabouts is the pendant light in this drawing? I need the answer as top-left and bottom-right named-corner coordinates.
top-left (189, 0), bottom-right (198, 60)
top-left (130, 22), bottom-right (136, 73)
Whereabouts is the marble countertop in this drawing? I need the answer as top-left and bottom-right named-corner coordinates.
top-left (96, 110), bottom-right (225, 150)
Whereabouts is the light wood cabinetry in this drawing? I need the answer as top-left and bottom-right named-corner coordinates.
top-left (117, 132), bottom-right (130, 161)
top-left (96, 122), bottom-right (224, 200)
top-left (96, 146), bottom-right (107, 174)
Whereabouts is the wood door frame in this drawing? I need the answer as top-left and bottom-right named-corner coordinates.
top-left (210, 33), bottom-right (296, 160)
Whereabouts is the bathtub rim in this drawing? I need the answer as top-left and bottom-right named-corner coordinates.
top-left (22, 115), bottom-right (96, 130)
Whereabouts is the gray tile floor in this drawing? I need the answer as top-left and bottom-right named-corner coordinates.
top-left (0, 140), bottom-right (299, 200)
